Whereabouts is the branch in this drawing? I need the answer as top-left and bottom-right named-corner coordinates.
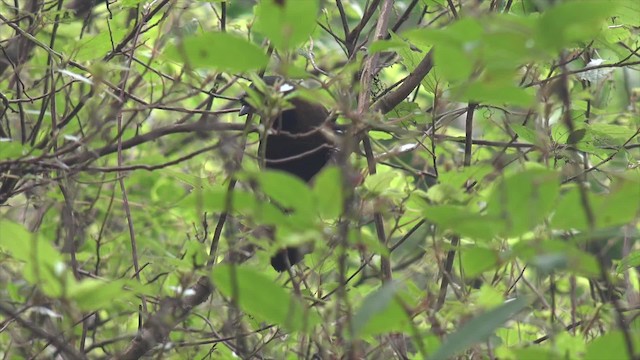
top-left (117, 277), bottom-right (214, 360)
top-left (372, 49), bottom-right (434, 114)
top-left (62, 121), bottom-right (245, 167)
top-left (0, 303), bottom-right (87, 360)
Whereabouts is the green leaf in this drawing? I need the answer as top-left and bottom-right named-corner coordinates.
top-left (363, 171), bottom-right (403, 198)
top-left (458, 81), bottom-right (535, 107)
top-left (254, 0), bottom-right (319, 51)
top-left (475, 284), bottom-right (505, 308)
top-left (0, 220), bottom-right (68, 297)
top-left (369, 39), bottom-right (407, 54)
top-left (552, 178), bottom-right (640, 230)
top-left (617, 250), bottom-right (640, 273)
top-left (550, 186), bottom-right (589, 230)
top-left (164, 32), bottom-right (268, 71)
top-left (530, 253), bottom-right (568, 276)
top-left (482, 15), bottom-right (538, 66)
top-left (613, 0), bottom-right (640, 26)
top-left (594, 178), bottom-right (640, 228)
top-left (434, 45), bottom-right (474, 82)
top-left (512, 239), bottom-right (600, 278)
top-left (352, 281), bottom-right (412, 338)
top-left (589, 123), bottom-right (638, 144)
top-left (404, 18), bottom-right (482, 83)
top-left (70, 29), bottom-right (128, 61)
top-left (486, 168), bottom-right (560, 237)
top-left (438, 164), bottom-right (493, 189)
top-left (461, 246), bottom-right (499, 277)
top-left (511, 124), bottom-right (544, 146)
top-left (187, 186), bottom-right (252, 213)
top-left (513, 347), bottom-right (562, 360)
top-left (352, 281), bottom-right (398, 337)
top-left (584, 330), bottom-right (639, 360)
top-left (0, 140), bottom-right (28, 160)
top-left (566, 128), bottom-right (587, 145)
top-left (423, 205), bottom-right (503, 241)
top-left (0, 220), bottom-right (64, 268)
top-left (67, 279), bottom-right (131, 311)
top-left (211, 265), bottom-right (319, 332)
top-left (536, 1), bottom-right (618, 51)
top-left (430, 297), bottom-right (530, 360)
top-left (260, 170), bottom-right (314, 218)
top-left (313, 166), bottom-right (343, 219)
top-left (0, 220), bottom-right (33, 260)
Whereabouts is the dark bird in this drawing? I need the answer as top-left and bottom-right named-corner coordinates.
top-left (239, 76), bottom-right (335, 271)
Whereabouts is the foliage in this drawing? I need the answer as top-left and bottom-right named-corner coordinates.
top-left (0, 0), bottom-right (639, 359)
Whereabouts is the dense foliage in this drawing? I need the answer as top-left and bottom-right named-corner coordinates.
top-left (0, 0), bottom-right (639, 359)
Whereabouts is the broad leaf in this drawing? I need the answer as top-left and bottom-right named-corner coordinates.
top-left (211, 265), bottom-right (320, 333)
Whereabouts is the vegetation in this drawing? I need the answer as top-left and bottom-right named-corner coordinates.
top-left (0, 0), bottom-right (639, 359)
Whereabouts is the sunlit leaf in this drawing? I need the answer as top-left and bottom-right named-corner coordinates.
top-left (423, 205), bottom-right (503, 241)
top-left (430, 297), bottom-right (530, 360)
top-left (260, 170), bottom-right (314, 218)
top-left (486, 167), bottom-right (560, 237)
top-left (211, 265), bottom-right (319, 332)
top-left (536, 1), bottom-right (618, 51)
top-left (461, 246), bottom-right (500, 277)
top-left (164, 32), bottom-right (268, 71)
top-left (254, 0), bottom-right (319, 51)
top-left (352, 281), bottom-right (412, 338)
top-left (313, 166), bottom-right (343, 219)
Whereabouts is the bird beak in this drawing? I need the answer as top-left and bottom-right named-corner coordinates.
top-left (239, 104), bottom-right (251, 116)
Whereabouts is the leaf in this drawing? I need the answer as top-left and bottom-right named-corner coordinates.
top-left (430, 297), bottom-right (530, 360)
top-left (260, 170), bottom-right (314, 218)
top-left (461, 246), bottom-right (499, 277)
top-left (0, 140), bottom-right (26, 160)
top-left (617, 250), bottom-right (640, 273)
top-left (254, 0), bottom-right (319, 51)
top-left (530, 253), bottom-right (568, 276)
top-left (211, 265), bottom-right (319, 332)
top-left (513, 347), bottom-right (562, 360)
top-left (363, 171), bottom-right (403, 198)
top-left (423, 205), bottom-right (503, 241)
top-left (438, 164), bottom-right (493, 189)
top-left (369, 39), bottom-right (407, 54)
top-left (566, 129), bottom-right (587, 145)
top-left (71, 29), bottom-right (128, 62)
top-left (511, 124), bottom-right (543, 146)
top-left (486, 168), bottom-right (560, 237)
top-left (0, 220), bottom-right (68, 297)
top-left (164, 32), bottom-right (268, 71)
top-left (352, 281), bottom-right (398, 336)
top-left (550, 186), bottom-right (589, 230)
top-left (552, 178), bottom-right (640, 230)
top-left (584, 331), bottom-right (639, 360)
top-left (512, 239), bottom-right (600, 278)
top-left (589, 123), bottom-right (638, 143)
top-left (67, 279), bottom-right (131, 311)
top-left (351, 281), bottom-right (412, 338)
top-left (313, 166), bottom-right (343, 219)
top-left (536, 1), bottom-right (618, 51)
top-left (613, 0), bottom-right (640, 26)
top-left (0, 220), bottom-right (64, 268)
top-left (188, 186), bottom-right (255, 213)
top-left (404, 18), bottom-right (482, 83)
top-left (594, 178), bottom-right (640, 229)
top-left (434, 45), bottom-right (474, 82)
top-left (458, 80), bottom-right (535, 107)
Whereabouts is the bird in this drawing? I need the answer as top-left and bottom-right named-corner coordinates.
top-left (239, 76), bottom-right (335, 271)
